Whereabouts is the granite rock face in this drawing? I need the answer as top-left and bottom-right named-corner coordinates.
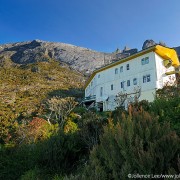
top-left (0, 40), bottom-right (114, 75)
top-left (174, 46), bottom-right (180, 59)
top-left (115, 48), bottom-right (138, 60)
top-left (142, 39), bottom-right (157, 50)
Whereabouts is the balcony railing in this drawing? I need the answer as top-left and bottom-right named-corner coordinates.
top-left (84, 95), bottom-right (96, 102)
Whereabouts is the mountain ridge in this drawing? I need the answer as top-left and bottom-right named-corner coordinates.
top-left (0, 40), bottom-right (114, 75)
top-left (0, 39), bottom-right (179, 75)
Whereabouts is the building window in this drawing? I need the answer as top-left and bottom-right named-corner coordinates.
top-left (147, 74), bottom-right (151, 82)
top-left (126, 64), bottom-right (130, 70)
top-left (115, 68), bottom-right (118, 74)
top-left (98, 74), bottom-right (100, 78)
top-left (145, 57), bottom-right (149, 64)
top-left (143, 76), bottom-right (147, 83)
top-left (141, 57), bottom-right (149, 65)
top-left (100, 87), bottom-right (103, 97)
top-left (127, 80), bottom-right (130, 86)
top-left (120, 66), bottom-right (123, 72)
top-left (133, 78), bottom-right (137, 85)
top-left (141, 58), bottom-right (145, 65)
top-left (111, 84), bottom-right (113, 90)
top-left (143, 74), bottom-right (151, 83)
top-left (121, 82), bottom-right (124, 88)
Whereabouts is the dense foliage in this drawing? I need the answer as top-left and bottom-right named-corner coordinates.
top-left (83, 110), bottom-right (179, 179)
top-left (0, 61), bottom-right (179, 179)
top-left (0, 60), bottom-right (84, 144)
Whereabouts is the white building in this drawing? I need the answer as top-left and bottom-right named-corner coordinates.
top-left (84, 45), bottom-right (180, 111)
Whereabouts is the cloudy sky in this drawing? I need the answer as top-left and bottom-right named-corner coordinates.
top-left (0, 0), bottom-right (180, 52)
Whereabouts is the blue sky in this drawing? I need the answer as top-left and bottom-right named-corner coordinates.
top-left (0, 0), bottom-right (180, 52)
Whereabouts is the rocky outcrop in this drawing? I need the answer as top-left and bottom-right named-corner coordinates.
top-left (115, 47), bottom-right (138, 60)
top-left (174, 46), bottom-right (180, 58)
top-left (142, 40), bottom-right (157, 50)
top-left (0, 40), bottom-right (114, 75)
top-left (159, 41), bottom-right (167, 47)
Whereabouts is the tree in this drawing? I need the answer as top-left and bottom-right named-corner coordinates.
top-left (115, 86), bottom-right (141, 108)
top-left (46, 97), bottom-right (78, 127)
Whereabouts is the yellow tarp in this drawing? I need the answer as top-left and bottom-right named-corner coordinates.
top-left (155, 45), bottom-right (180, 67)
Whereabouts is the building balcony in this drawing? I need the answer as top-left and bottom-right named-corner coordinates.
top-left (83, 95), bottom-right (96, 102)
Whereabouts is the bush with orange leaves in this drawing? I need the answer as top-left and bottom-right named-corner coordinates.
top-left (15, 117), bottom-right (58, 145)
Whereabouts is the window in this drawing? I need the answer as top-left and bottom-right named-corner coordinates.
top-left (133, 78), bottom-right (137, 85)
top-left (141, 57), bottom-right (149, 65)
top-left (141, 58), bottom-right (145, 65)
top-left (100, 87), bottom-right (103, 97)
top-left (147, 74), bottom-right (151, 82)
top-left (111, 84), bottom-right (113, 90)
top-left (127, 80), bottom-right (130, 86)
top-left (98, 74), bottom-right (100, 78)
top-left (126, 64), bottom-right (130, 70)
top-left (115, 68), bottom-right (118, 74)
top-left (143, 76), bottom-right (147, 83)
top-left (120, 66), bottom-right (123, 72)
top-left (121, 82), bottom-right (124, 88)
top-left (145, 57), bottom-right (149, 64)
top-left (143, 74), bottom-right (151, 83)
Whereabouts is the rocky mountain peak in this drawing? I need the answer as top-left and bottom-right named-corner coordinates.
top-left (123, 46), bottom-right (130, 52)
top-left (0, 40), bottom-right (115, 74)
top-left (0, 39), bottom-right (179, 75)
top-left (142, 39), bottom-right (157, 50)
top-left (159, 41), bottom-right (167, 47)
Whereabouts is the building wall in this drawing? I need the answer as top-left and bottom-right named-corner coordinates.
top-left (85, 51), bottom-right (176, 111)
top-left (154, 53), bottom-right (176, 88)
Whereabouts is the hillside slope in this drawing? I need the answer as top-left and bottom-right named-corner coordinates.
top-left (0, 60), bottom-right (85, 141)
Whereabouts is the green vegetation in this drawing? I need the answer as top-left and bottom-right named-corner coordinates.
top-left (0, 59), bottom-right (84, 144)
top-left (0, 61), bottom-right (179, 179)
top-left (83, 111), bottom-right (179, 179)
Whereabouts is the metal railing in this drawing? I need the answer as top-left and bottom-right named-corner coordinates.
top-left (84, 95), bottom-right (96, 101)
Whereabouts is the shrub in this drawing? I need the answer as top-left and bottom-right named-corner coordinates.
top-left (83, 111), bottom-right (180, 179)
top-left (72, 107), bottom-right (87, 116)
top-left (20, 167), bottom-right (40, 180)
top-left (149, 97), bottom-right (180, 135)
top-left (148, 82), bottom-right (180, 136)
top-left (37, 131), bottom-right (86, 176)
top-left (78, 111), bottom-right (108, 151)
top-left (15, 117), bottom-right (58, 145)
top-left (0, 144), bottom-right (40, 180)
